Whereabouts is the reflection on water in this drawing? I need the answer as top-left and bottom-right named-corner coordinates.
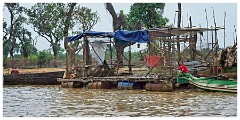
top-left (3, 85), bottom-right (237, 117)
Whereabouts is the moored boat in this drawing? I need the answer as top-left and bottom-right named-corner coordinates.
top-left (177, 73), bottom-right (237, 93)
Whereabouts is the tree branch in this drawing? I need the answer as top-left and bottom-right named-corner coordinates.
top-left (64, 3), bottom-right (76, 52)
top-left (39, 34), bottom-right (51, 43)
top-left (105, 3), bottom-right (119, 31)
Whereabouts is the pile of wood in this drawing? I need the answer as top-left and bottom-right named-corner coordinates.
top-left (218, 44), bottom-right (237, 68)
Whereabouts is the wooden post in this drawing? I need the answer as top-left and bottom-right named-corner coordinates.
top-left (163, 41), bottom-right (166, 63)
top-left (189, 16), bottom-right (193, 60)
top-left (189, 16), bottom-right (197, 61)
top-left (82, 37), bottom-right (86, 77)
top-left (224, 11), bottom-right (226, 49)
top-left (177, 3), bottom-right (182, 61)
top-left (205, 9), bottom-right (209, 49)
top-left (234, 25), bottom-right (237, 45)
top-left (85, 37), bottom-right (91, 65)
top-left (168, 37), bottom-right (172, 75)
top-left (199, 24), bottom-right (202, 51)
top-left (193, 34), bottom-right (197, 61)
top-left (177, 3), bottom-right (181, 28)
top-left (110, 38), bottom-right (112, 68)
top-left (213, 7), bottom-right (218, 77)
top-left (83, 36), bottom-right (90, 77)
top-left (128, 44), bottom-right (132, 74)
top-left (148, 42), bottom-right (150, 69)
top-left (211, 26), bottom-right (215, 76)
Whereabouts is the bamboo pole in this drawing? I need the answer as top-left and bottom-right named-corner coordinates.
top-left (176, 3), bottom-right (182, 61)
top-left (205, 9), bottom-right (209, 49)
top-left (213, 7), bottom-right (218, 77)
top-left (224, 11), bottom-right (226, 48)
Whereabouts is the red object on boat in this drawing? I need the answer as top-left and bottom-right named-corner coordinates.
top-left (218, 66), bottom-right (222, 71)
top-left (11, 69), bottom-right (20, 74)
top-left (146, 55), bottom-right (161, 68)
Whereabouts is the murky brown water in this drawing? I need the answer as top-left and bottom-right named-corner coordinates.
top-left (3, 85), bottom-right (237, 117)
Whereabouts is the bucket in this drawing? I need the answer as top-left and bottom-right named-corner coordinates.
top-left (117, 82), bottom-right (134, 90)
top-left (87, 82), bottom-right (111, 89)
top-left (145, 82), bottom-right (173, 92)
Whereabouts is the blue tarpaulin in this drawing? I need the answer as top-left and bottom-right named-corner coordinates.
top-left (114, 30), bottom-right (150, 43)
top-left (68, 30), bottom-right (150, 43)
top-left (68, 31), bottom-right (114, 42)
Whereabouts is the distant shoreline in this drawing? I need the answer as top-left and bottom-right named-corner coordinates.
top-left (3, 68), bottom-right (65, 75)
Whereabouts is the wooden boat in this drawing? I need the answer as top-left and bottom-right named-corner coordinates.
top-left (177, 73), bottom-right (237, 93)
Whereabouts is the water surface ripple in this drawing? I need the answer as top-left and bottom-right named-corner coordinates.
top-left (3, 85), bottom-right (237, 117)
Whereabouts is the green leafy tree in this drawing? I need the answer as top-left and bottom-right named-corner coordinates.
top-left (3, 21), bottom-right (8, 45)
top-left (127, 3), bottom-right (169, 56)
top-left (16, 27), bottom-right (37, 59)
top-left (73, 6), bottom-right (99, 32)
top-left (64, 4), bottom-right (99, 67)
top-left (71, 5), bottom-right (100, 66)
top-left (127, 3), bottom-right (169, 29)
top-left (3, 3), bottom-right (25, 61)
top-left (26, 3), bottom-right (66, 67)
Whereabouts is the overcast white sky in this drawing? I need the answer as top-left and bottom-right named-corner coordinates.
top-left (1, 0), bottom-right (238, 51)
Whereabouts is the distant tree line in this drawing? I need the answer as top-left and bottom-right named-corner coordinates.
top-left (3, 3), bottom-right (99, 68)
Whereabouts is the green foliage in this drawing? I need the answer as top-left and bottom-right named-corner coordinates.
top-left (3, 55), bottom-right (9, 65)
top-left (16, 28), bottom-right (37, 58)
top-left (26, 3), bottom-right (67, 66)
top-left (26, 3), bottom-right (66, 38)
top-left (3, 21), bottom-right (8, 43)
top-left (13, 54), bottom-right (23, 60)
top-left (29, 54), bottom-right (38, 61)
top-left (118, 10), bottom-right (127, 30)
top-left (3, 43), bottom-right (11, 56)
top-left (37, 50), bottom-right (53, 64)
top-left (4, 3), bottom-right (26, 58)
top-left (73, 5), bottom-right (100, 32)
top-left (57, 47), bottom-right (66, 60)
top-left (66, 5), bottom-right (100, 65)
top-left (12, 43), bottom-right (20, 54)
top-left (57, 53), bottom-right (66, 61)
top-left (127, 3), bottom-right (169, 29)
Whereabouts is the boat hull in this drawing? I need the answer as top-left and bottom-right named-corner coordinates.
top-left (177, 73), bottom-right (237, 93)
top-left (189, 80), bottom-right (237, 93)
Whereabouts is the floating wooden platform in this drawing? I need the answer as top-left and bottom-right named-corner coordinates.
top-left (57, 76), bottom-right (171, 83)
top-left (58, 76), bottom-right (174, 92)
